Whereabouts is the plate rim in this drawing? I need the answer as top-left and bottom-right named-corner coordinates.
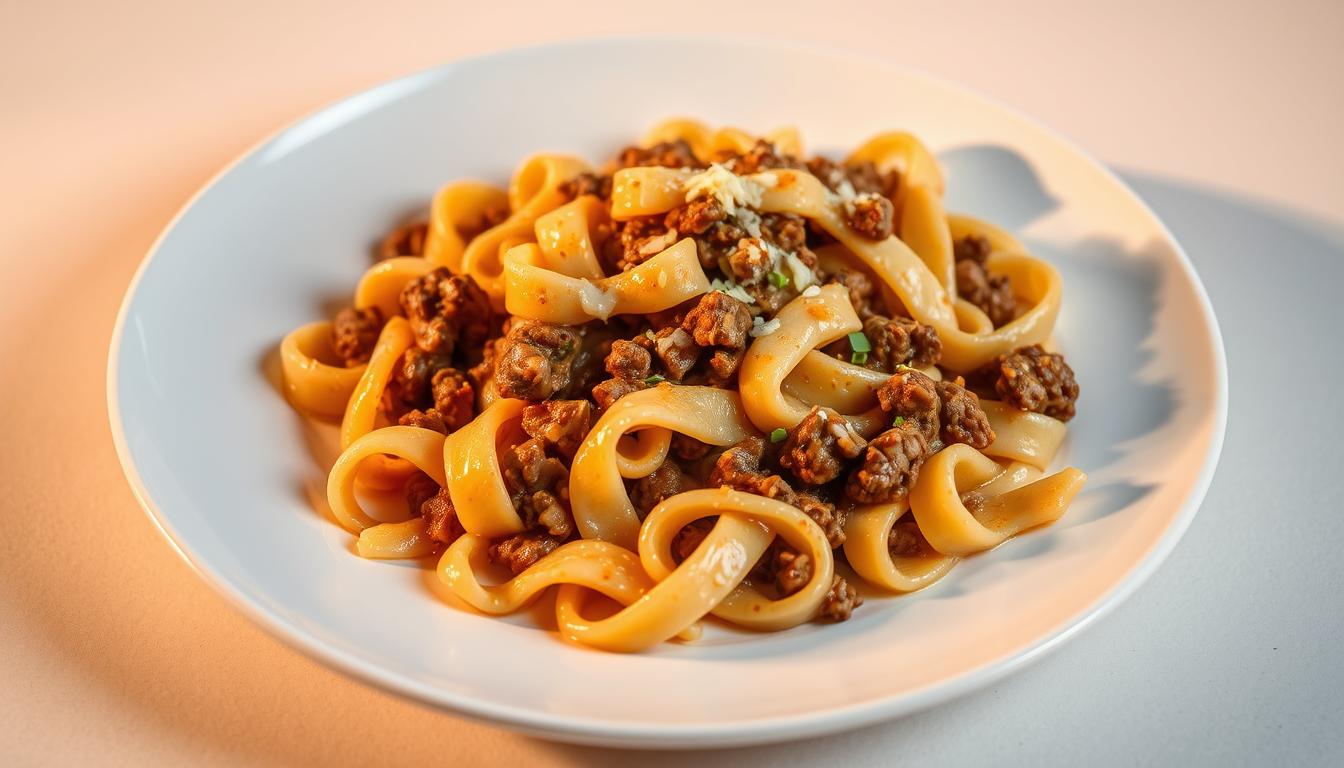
top-left (106, 35), bottom-right (1229, 748)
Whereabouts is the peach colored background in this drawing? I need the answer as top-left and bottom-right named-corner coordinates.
top-left (3, 1), bottom-right (1341, 765)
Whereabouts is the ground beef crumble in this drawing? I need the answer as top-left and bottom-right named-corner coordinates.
top-left (493, 321), bottom-right (583, 401)
top-left (779, 406), bottom-right (867, 485)
top-left (937, 380), bottom-right (995, 448)
top-left (844, 194), bottom-right (895, 240)
top-left (330, 306), bottom-right (383, 366)
top-left (378, 221), bottom-right (428, 261)
top-left (845, 424), bottom-right (930, 504)
top-left (991, 344), bottom-right (1080, 421)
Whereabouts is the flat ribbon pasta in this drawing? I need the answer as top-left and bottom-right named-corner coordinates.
top-left (843, 500), bottom-right (958, 593)
top-left (423, 181), bottom-right (511, 270)
top-left (326, 425), bottom-right (447, 532)
top-left (569, 385), bottom-right (758, 550)
top-left (279, 321), bottom-right (366, 419)
top-left (909, 444), bottom-right (1086, 556)
top-left (739, 284), bottom-right (880, 434)
top-left (462, 154), bottom-right (591, 309)
top-left (609, 166), bottom-right (1062, 372)
top-left (504, 238), bottom-right (709, 323)
top-left (441, 398), bottom-right (528, 538)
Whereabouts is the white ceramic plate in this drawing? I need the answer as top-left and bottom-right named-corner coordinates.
top-left (109, 38), bottom-right (1227, 748)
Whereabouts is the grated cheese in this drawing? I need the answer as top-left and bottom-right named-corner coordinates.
top-left (749, 317), bottom-right (782, 338)
top-left (784, 251), bottom-right (817, 290)
top-left (684, 163), bottom-right (766, 218)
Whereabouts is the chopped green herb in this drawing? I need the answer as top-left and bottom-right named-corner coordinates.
top-left (644, 329), bottom-right (657, 341)
top-left (644, 374), bottom-right (666, 385)
top-left (767, 271), bottom-right (790, 289)
top-left (559, 340), bottom-right (574, 355)
top-left (769, 427), bottom-right (788, 443)
top-left (893, 415), bottom-right (906, 427)
top-left (847, 331), bottom-right (872, 354)
top-left (850, 351), bottom-right (869, 366)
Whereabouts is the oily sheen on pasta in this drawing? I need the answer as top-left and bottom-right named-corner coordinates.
top-left (281, 119), bottom-right (1085, 653)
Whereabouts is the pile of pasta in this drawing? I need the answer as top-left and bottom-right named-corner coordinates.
top-left (281, 120), bottom-right (1085, 653)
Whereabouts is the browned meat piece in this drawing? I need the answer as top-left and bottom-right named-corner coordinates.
top-left (887, 517), bottom-right (929, 557)
top-left (420, 487), bottom-right (463, 545)
top-left (845, 424), bottom-right (930, 504)
top-left (874, 369), bottom-right (942, 444)
top-left (845, 160), bottom-right (898, 197)
top-left (774, 549), bottom-right (813, 596)
top-left (992, 345), bottom-right (1080, 421)
top-left (605, 339), bottom-right (652, 380)
top-left (490, 530), bottom-right (565, 575)
top-left (779, 406), bottom-right (867, 485)
top-left (630, 461), bottom-right (699, 514)
top-left (709, 437), bottom-right (796, 503)
top-left (404, 472), bottom-right (440, 519)
top-left (797, 490), bottom-right (846, 549)
top-left (616, 140), bottom-right (701, 170)
top-left (818, 575), bottom-right (863, 621)
top-left (653, 327), bottom-right (700, 380)
top-left (591, 376), bottom-right (645, 411)
top-left (956, 258), bottom-right (1017, 328)
top-left (829, 269), bottom-right (880, 320)
top-left (500, 438), bottom-right (573, 538)
top-left (806, 157), bottom-right (898, 197)
top-left (671, 434), bottom-right (711, 462)
top-left (682, 291), bottom-right (752, 348)
top-left (429, 368), bottom-right (475, 431)
top-left (665, 198), bottom-right (726, 236)
top-left (864, 315), bottom-right (942, 370)
top-left (558, 172), bottom-right (612, 201)
top-left (725, 139), bottom-right (805, 174)
top-left (398, 267), bottom-right (494, 355)
top-left (614, 216), bottom-right (677, 270)
top-left (467, 336), bottom-right (503, 392)
top-left (761, 213), bottom-right (808, 253)
top-left (844, 194), bottom-right (895, 240)
top-left (398, 408), bottom-right (447, 434)
top-left (727, 237), bottom-right (771, 284)
top-left (672, 520), bottom-right (714, 562)
top-left (378, 221), bottom-right (428, 261)
top-left (937, 380), bottom-right (995, 448)
top-left (954, 234), bottom-right (991, 265)
top-left (389, 347), bottom-right (452, 412)
top-left (706, 346), bottom-right (746, 385)
top-left (493, 321), bottom-right (582, 401)
top-left (330, 306), bottom-right (383, 366)
top-left (520, 399), bottom-right (592, 458)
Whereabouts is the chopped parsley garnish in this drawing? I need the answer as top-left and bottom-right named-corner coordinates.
top-left (644, 374), bottom-right (666, 385)
top-left (847, 331), bottom-right (872, 354)
top-left (769, 427), bottom-right (788, 443)
top-left (850, 351), bottom-right (869, 366)
top-left (767, 271), bottom-right (790, 289)
top-left (893, 415), bottom-right (906, 427)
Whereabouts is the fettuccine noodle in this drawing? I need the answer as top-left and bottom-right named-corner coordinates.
top-left (281, 118), bottom-right (1086, 652)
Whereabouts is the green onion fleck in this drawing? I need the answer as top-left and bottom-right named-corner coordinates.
top-left (644, 374), bottom-right (666, 385)
top-left (769, 427), bottom-right (788, 443)
top-left (767, 271), bottom-right (790, 289)
top-left (850, 350), bottom-right (869, 366)
top-left (644, 329), bottom-right (656, 341)
top-left (893, 415), bottom-right (906, 427)
top-left (847, 331), bottom-right (872, 354)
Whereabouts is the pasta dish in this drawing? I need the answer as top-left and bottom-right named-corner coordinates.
top-left (279, 119), bottom-right (1084, 652)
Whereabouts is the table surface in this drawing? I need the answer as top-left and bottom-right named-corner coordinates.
top-left (4, 1), bottom-right (1342, 765)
